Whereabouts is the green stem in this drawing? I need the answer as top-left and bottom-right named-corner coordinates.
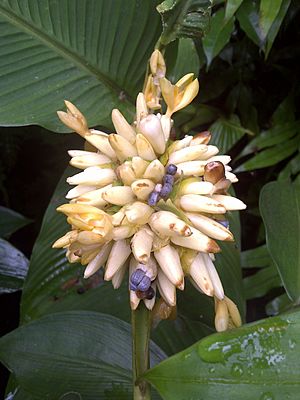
top-left (132, 303), bottom-right (152, 400)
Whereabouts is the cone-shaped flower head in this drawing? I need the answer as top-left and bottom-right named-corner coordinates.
top-left (54, 50), bottom-right (244, 328)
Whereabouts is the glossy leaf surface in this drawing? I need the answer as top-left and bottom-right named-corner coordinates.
top-left (0, 238), bottom-right (29, 293)
top-left (145, 311), bottom-right (300, 399)
top-left (260, 181), bottom-right (300, 302)
top-left (0, 0), bottom-right (161, 132)
top-left (0, 311), bottom-right (165, 399)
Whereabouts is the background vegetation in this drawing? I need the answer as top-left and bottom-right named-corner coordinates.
top-left (0, 0), bottom-right (299, 399)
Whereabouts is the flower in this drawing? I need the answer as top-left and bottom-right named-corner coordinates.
top-left (53, 50), bottom-right (245, 331)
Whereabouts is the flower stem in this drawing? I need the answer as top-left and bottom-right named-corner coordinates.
top-left (132, 303), bottom-right (152, 400)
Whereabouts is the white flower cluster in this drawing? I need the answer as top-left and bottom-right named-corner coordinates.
top-left (53, 51), bottom-right (245, 331)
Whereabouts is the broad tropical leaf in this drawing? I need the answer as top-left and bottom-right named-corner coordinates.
top-left (0, 238), bottom-right (29, 294)
top-left (144, 310), bottom-right (300, 399)
top-left (260, 181), bottom-right (300, 302)
top-left (0, 0), bottom-right (161, 132)
top-left (0, 311), bottom-right (165, 400)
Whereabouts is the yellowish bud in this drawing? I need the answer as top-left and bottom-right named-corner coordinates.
top-left (136, 134), bottom-right (157, 161)
top-left (111, 109), bottom-right (136, 144)
top-left (57, 101), bottom-right (88, 135)
top-left (150, 49), bottom-right (166, 78)
top-left (136, 92), bottom-right (148, 124)
top-left (108, 134), bottom-right (137, 163)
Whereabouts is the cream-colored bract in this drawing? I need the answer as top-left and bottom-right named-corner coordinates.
top-left (53, 50), bottom-right (245, 332)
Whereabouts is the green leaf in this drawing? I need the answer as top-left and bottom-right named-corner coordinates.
top-left (0, 0), bottom-right (161, 132)
top-left (241, 244), bottom-right (271, 269)
top-left (157, 0), bottom-right (211, 46)
top-left (243, 263), bottom-right (282, 300)
top-left (0, 206), bottom-right (31, 238)
top-left (259, 0), bottom-right (283, 42)
top-left (202, 8), bottom-right (235, 68)
top-left (237, 0), bottom-right (262, 46)
top-left (152, 317), bottom-right (213, 356)
top-left (237, 121), bottom-right (300, 159)
top-left (0, 311), bottom-right (165, 399)
top-left (144, 310), bottom-right (300, 399)
top-left (181, 104), bottom-right (218, 133)
top-left (209, 114), bottom-right (252, 154)
top-left (165, 38), bottom-right (200, 83)
top-left (265, 0), bottom-right (291, 57)
top-left (266, 293), bottom-right (294, 316)
top-left (278, 153), bottom-right (300, 181)
top-left (272, 95), bottom-right (295, 125)
top-left (215, 240), bottom-right (245, 318)
top-left (224, 0), bottom-right (243, 22)
top-left (236, 134), bottom-right (300, 172)
top-left (19, 167), bottom-right (130, 322)
top-left (260, 181), bottom-right (300, 303)
top-left (0, 238), bottom-right (29, 294)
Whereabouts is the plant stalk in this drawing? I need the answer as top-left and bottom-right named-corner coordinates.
top-left (132, 303), bottom-right (152, 400)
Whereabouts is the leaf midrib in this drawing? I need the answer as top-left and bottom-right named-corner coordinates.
top-left (0, 4), bottom-right (134, 105)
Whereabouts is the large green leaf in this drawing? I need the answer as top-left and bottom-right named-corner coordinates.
top-left (156, 0), bottom-right (211, 46)
top-left (243, 263), bottom-right (282, 300)
top-left (260, 182), bottom-right (300, 303)
top-left (259, 0), bottom-right (283, 42)
top-left (0, 206), bottom-right (31, 238)
top-left (144, 310), bottom-right (300, 399)
top-left (0, 238), bottom-right (29, 294)
top-left (0, 0), bottom-right (161, 132)
top-left (0, 311), bottom-right (165, 399)
top-left (202, 8), bottom-right (235, 68)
